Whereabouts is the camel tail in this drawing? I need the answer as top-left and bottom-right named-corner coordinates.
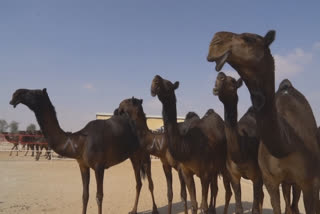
top-left (140, 155), bottom-right (151, 180)
top-left (140, 164), bottom-right (146, 180)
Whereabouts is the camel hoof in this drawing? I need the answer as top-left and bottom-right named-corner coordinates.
top-left (128, 211), bottom-right (137, 214)
top-left (252, 209), bottom-right (260, 214)
top-left (292, 207), bottom-right (300, 214)
top-left (235, 209), bottom-right (244, 214)
top-left (152, 210), bottom-right (159, 214)
top-left (208, 207), bottom-right (216, 214)
top-left (285, 207), bottom-right (293, 214)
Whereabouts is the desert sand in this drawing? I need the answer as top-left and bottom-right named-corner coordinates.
top-left (0, 150), bottom-right (305, 214)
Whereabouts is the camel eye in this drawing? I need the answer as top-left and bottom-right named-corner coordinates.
top-left (243, 36), bottom-right (256, 44)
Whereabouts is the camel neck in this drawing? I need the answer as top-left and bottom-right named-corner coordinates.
top-left (32, 97), bottom-right (80, 158)
top-left (161, 96), bottom-right (179, 134)
top-left (223, 98), bottom-right (238, 127)
top-left (222, 98), bottom-right (244, 162)
top-left (159, 94), bottom-right (190, 161)
top-left (245, 68), bottom-right (292, 158)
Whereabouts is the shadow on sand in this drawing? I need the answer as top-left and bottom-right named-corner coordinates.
top-left (142, 201), bottom-right (273, 214)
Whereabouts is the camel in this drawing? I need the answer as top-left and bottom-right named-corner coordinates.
top-left (22, 130), bottom-right (40, 158)
top-left (10, 88), bottom-right (159, 214)
top-left (150, 75), bottom-right (232, 214)
top-left (207, 30), bottom-right (320, 213)
top-left (4, 132), bottom-right (20, 156)
top-left (118, 98), bottom-right (204, 214)
top-left (213, 72), bottom-right (263, 214)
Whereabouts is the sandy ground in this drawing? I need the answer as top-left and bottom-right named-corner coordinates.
top-left (0, 150), bottom-right (306, 214)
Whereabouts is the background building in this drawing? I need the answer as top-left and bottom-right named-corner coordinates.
top-left (96, 113), bottom-right (185, 131)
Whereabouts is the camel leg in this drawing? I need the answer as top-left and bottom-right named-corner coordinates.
top-left (145, 159), bottom-right (158, 214)
top-left (129, 158), bottom-right (142, 214)
top-left (79, 164), bottom-right (90, 214)
top-left (230, 175), bottom-right (243, 214)
top-left (222, 172), bottom-right (232, 214)
top-left (36, 145), bottom-right (40, 160)
top-left (302, 185), bottom-right (318, 214)
top-left (10, 144), bottom-right (16, 156)
top-left (264, 181), bottom-right (281, 214)
top-left (163, 164), bottom-right (173, 214)
top-left (183, 170), bottom-right (198, 214)
top-left (209, 175), bottom-right (218, 214)
top-left (200, 177), bottom-right (210, 214)
top-left (282, 183), bottom-right (293, 214)
top-left (291, 184), bottom-right (301, 214)
top-left (178, 169), bottom-right (188, 214)
top-left (252, 178), bottom-right (264, 214)
top-left (94, 167), bottom-right (104, 214)
top-left (24, 144), bottom-right (29, 156)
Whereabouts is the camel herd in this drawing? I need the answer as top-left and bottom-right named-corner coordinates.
top-left (2, 131), bottom-right (51, 160)
top-left (8, 30), bottom-right (320, 214)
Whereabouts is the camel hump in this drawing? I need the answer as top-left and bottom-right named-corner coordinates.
top-left (185, 112), bottom-right (200, 120)
top-left (278, 79), bottom-right (293, 91)
top-left (202, 109), bottom-right (215, 118)
top-left (275, 85), bottom-right (319, 153)
top-left (238, 107), bottom-right (257, 138)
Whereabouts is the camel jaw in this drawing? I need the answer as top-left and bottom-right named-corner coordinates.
top-left (212, 88), bottom-right (219, 96)
top-left (9, 99), bottom-right (20, 108)
top-left (151, 90), bottom-right (157, 97)
top-left (215, 51), bottom-right (230, 72)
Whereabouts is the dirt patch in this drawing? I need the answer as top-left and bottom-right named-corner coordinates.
top-left (0, 151), bottom-right (304, 213)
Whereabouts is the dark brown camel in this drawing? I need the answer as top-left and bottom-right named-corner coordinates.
top-left (10, 88), bottom-right (159, 214)
top-left (150, 75), bottom-right (232, 214)
top-left (207, 30), bottom-right (320, 213)
top-left (213, 72), bottom-right (263, 214)
top-left (118, 98), bottom-right (204, 214)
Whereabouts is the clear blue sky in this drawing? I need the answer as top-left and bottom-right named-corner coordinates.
top-left (1, 1), bottom-right (320, 131)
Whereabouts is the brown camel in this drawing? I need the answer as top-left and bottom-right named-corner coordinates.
top-left (207, 30), bottom-right (320, 213)
top-left (10, 88), bottom-right (159, 214)
top-left (213, 72), bottom-right (263, 214)
top-left (150, 75), bottom-right (232, 214)
top-left (4, 132), bottom-right (20, 156)
top-left (118, 98), bottom-right (204, 214)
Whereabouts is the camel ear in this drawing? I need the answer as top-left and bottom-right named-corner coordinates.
top-left (139, 99), bottom-right (143, 105)
top-left (173, 81), bottom-right (179, 90)
top-left (264, 30), bottom-right (276, 47)
top-left (236, 78), bottom-right (243, 89)
top-left (42, 88), bottom-right (47, 94)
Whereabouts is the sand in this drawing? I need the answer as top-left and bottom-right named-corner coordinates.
top-left (0, 150), bottom-right (305, 214)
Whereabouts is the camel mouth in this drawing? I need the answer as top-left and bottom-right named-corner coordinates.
top-left (9, 100), bottom-right (19, 108)
top-left (150, 86), bottom-right (160, 97)
top-left (151, 90), bottom-right (157, 97)
top-left (215, 51), bottom-right (230, 72)
top-left (212, 88), bottom-right (219, 96)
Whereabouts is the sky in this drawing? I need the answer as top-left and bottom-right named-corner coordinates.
top-left (1, 1), bottom-right (320, 132)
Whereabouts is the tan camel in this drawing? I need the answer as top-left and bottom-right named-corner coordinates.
top-left (150, 75), bottom-right (232, 214)
top-left (213, 72), bottom-right (263, 214)
top-left (10, 88), bottom-right (158, 214)
top-left (207, 30), bottom-right (320, 214)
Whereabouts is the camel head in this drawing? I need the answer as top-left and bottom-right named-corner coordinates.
top-left (207, 30), bottom-right (275, 91)
top-left (151, 75), bottom-right (179, 101)
top-left (118, 97), bottom-right (145, 122)
top-left (10, 88), bottom-right (48, 111)
top-left (213, 72), bottom-right (242, 104)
